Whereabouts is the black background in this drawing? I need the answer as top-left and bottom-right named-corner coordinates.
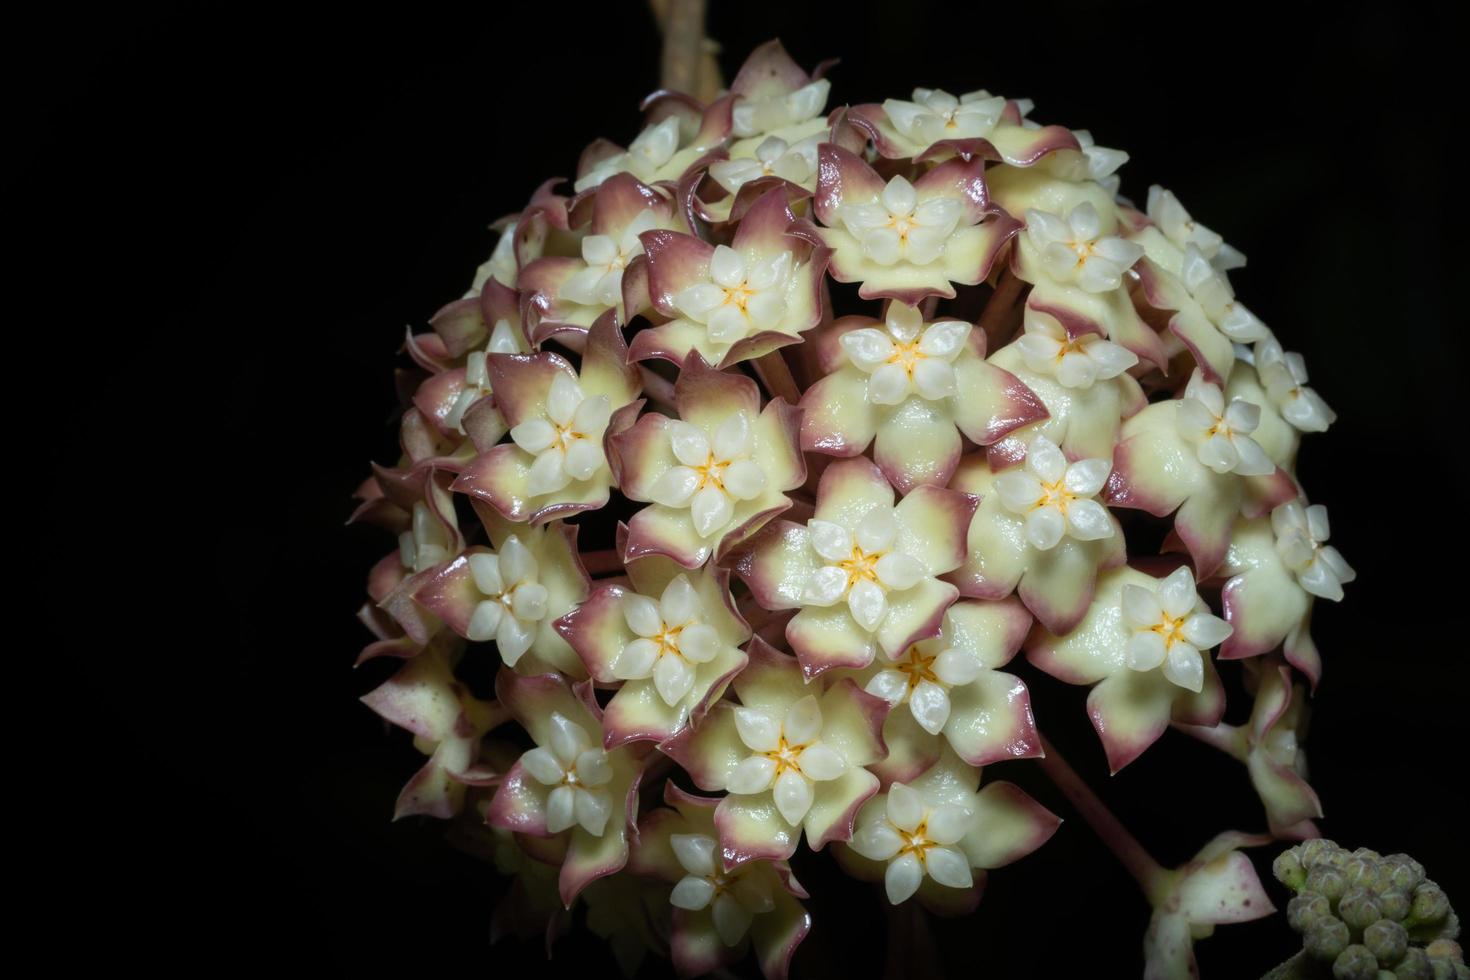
top-left (30, 1), bottom-right (1465, 975)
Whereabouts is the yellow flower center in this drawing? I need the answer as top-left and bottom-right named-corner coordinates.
top-left (1150, 614), bottom-right (1188, 648)
top-left (761, 735), bottom-right (811, 777)
top-left (897, 819), bottom-right (934, 863)
top-left (694, 452), bottom-right (730, 491)
top-left (885, 338), bottom-right (928, 377)
top-left (895, 646), bottom-right (939, 690)
top-left (838, 546), bottom-right (883, 589)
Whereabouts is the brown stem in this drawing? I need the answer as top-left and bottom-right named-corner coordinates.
top-left (976, 267), bottom-right (1027, 350)
top-left (580, 549), bottom-right (626, 576)
top-left (753, 349), bottom-right (802, 404)
top-left (1035, 732), bottom-right (1168, 902)
top-left (654, 0), bottom-right (708, 97)
top-left (636, 365), bottom-right (677, 409)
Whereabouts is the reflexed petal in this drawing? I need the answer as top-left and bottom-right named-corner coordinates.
top-left (692, 485), bottom-right (736, 537)
top-left (868, 362), bottom-right (910, 405)
top-left (1182, 613), bottom-right (1232, 650)
top-left (510, 418), bottom-right (557, 454)
top-left (841, 328), bottom-right (897, 371)
top-left (885, 853), bottom-right (924, 904)
top-left (908, 680), bottom-right (951, 735)
top-left (735, 707), bottom-right (782, 752)
top-left (466, 599), bottom-right (504, 642)
top-left (575, 787), bottom-right (612, 836)
top-left (850, 820), bottom-right (903, 861)
top-left (925, 803), bottom-right (971, 846)
top-left (671, 833), bottom-right (718, 877)
top-left (808, 519), bottom-right (853, 561)
top-left (848, 578), bottom-right (889, 632)
top-left (520, 746), bottom-right (565, 785)
top-left (549, 711), bottom-right (591, 763)
top-left (797, 743), bottom-right (847, 780)
top-left (773, 769), bottom-right (815, 825)
top-left (1163, 643), bottom-right (1204, 693)
top-left (885, 782), bottom-right (923, 832)
top-left (932, 647), bottom-right (983, 686)
top-left (546, 784), bottom-right (577, 833)
top-left (661, 574), bottom-right (702, 626)
top-left (1125, 632), bottom-right (1167, 671)
top-left (679, 623), bottom-right (721, 663)
top-left (1121, 584), bottom-right (1163, 628)
top-left (669, 420), bottom-right (712, 466)
top-left (784, 695), bottom-right (824, 745)
top-left (655, 654), bottom-right (697, 705)
top-left (924, 847), bottom-right (973, 889)
top-left (712, 892), bottom-right (755, 946)
top-left (802, 566), bottom-right (850, 606)
top-left (651, 465), bottom-right (701, 506)
top-left (1065, 499), bottom-right (1114, 541)
top-left (671, 875), bottom-right (716, 910)
top-left (1023, 506), bottom-right (1066, 551)
top-left (875, 553), bottom-right (924, 591)
top-left (912, 358), bottom-right (957, 400)
top-left (623, 593), bottom-right (664, 637)
top-left (723, 459), bottom-right (767, 500)
top-left (727, 755), bottom-right (779, 794)
top-left (547, 373), bottom-right (584, 426)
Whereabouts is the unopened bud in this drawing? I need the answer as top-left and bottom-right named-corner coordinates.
top-left (1306, 918), bottom-right (1352, 962)
top-left (1331, 944), bottom-right (1377, 980)
top-left (1276, 850), bottom-right (1307, 890)
top-left (1340, 888), bottom-right (1382, 931)
top-left (1290, 893), bottom-right (1333, 932)
top-left (1308, 868), bottom-right (1348, 903)
top-left (1395, 948), bottom-right (1434, 979)
top-left (1411, 885), bottom-right (1451, 926)
top-left (1364, 918), bottom-right (1408, 965)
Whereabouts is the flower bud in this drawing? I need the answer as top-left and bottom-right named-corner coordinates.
top-left (1342, 857), bottom-right (1373, 888)
top-left (1394, 948), bottom-right (1434, 979)
top-left (1299, 839), bottom-right (1337, 869)
top-left (1331, 944), bottom-right (1377, 980)
top-left (1379, 888), bottom-right (1412, 922)
top-left (1411, 885), bottom-right (1451, 926)
top-left (1351, 847), bottom-right (1382, 864)
top-left (1340, 887), bottom-right (1382, 931)
top-left (1276, 850), bottom-right (1307, 890)
top-left (1306, 918), bottom-right (1352, 961)
top-left (1307, 868), bottom-right (1348, 903)
top-left (1364, 918), bottom-right (1408, 965)
top-left (1290, 893), bottom-right (1333, 931)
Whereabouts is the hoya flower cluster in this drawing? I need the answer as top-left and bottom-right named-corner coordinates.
top-left (353, 40), bottom-right (1352, 978)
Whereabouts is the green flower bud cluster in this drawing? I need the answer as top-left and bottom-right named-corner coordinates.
top-left (1270, 840), bottom-right (1466, 980)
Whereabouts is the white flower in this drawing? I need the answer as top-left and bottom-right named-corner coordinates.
top-left (838, 175), bottom-right (965, 267)
top-left (839, 303), bottom-right (971, 405)
top-left (1176, 246), bottom-right (1269, 342)
top-left (647, 413), bottom-right (768, 539)
top-left (509, 372), bottom-right (614, 496)
top-left (1071, 129), bottom-right (1129, 193)
top-left (612, 574), bottom-right (725, 706)
top-left (465, 535), bottom-right (550, 665)
top-left (574, 116), bottom-right (682, 192)
top-left (1015, 308), bottom-right (1138, 389)
top-left (519, 712), bottom-right (616, 836)
top-left (732, 78), bottom-right (831, 138)
top-left (799, 506), bottom-right (926, 633)
top-left (559, 210), bottom-right (663, 309)
top-left (673, 243), bottom-right (795, 346)
top-left (708, 134), bottom-right (820, 195)
top-left (1175, 369), bottom-right (1276, 476)
top-left (1119, 566), bottom-right (1233, 693)
top-left (1254, 336), bottom-right (1336, 433)
top-left (882, 88), bottom-right (1007, 147)
top-left (444, 318), bottom-right (524, 431)
top-left (1025, 203), bottom-right (1144, 292)
top-left (864, 642), bottom-right (984, 736)
top-left (848, 782), bottom-right (974, 904)
top-left (726, 695), bottom-right (849, 826)
top-left (993, 435), bottom-right (1115, 551)
top-left (1271, 500), bottom-right (1355, 602)
top-left (1146, 186), bottom-right (1245, 271)
top-left (397, 500), bottom-right (452, 573)
top-left (470, 226), bottom-right (517, 293)
top-left (667, 834), bottom-right (776, 945)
